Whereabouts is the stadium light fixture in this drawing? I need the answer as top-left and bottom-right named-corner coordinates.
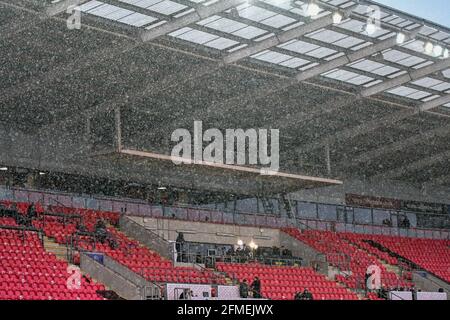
top-left (433, 45), bottom-right (443, 57)
top-left (305, 2), bottom-right (320, 17)
top-left (365, 23), bottom-right (378, 35)
top-left (424, 42), bottom-right (434, 55)
top-left (444, 48), bottom-right (449, 59)
top-left (39, 172), bottom-right (46, 176)
top-left (249, 240), bottom-right (258, 250)
top-left (332, 12), bottom-right (343, 24)
top-left (157, 186), bottom-right (167, 190)
top-left (396, 32), bottom-right (406, 44)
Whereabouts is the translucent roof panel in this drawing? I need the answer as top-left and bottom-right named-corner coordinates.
top-left (305, 28), bottom-right (366, 49)
top-left (227, 3), bottom-right (299, 29)
top-left (337, 18), bottom-right (391, 39)
top-left (259, 0), bottom-right (331, 19)
top-left (381, 50), bottom-right (427, 68)
top-left (322, 69), bottom-right (374, 86)
top-left (387, 86), bottom-right (432, 100)
top-left (411, 78), bottom-right (450, 92)
top-left (348, 59), bottom-right (400, 77)
top-left (79, 1), bottom-right (158, 27)
top-left (197, 15), bottom-right (269, 40)
top-left (251, 50), bottom-right (311, 69)
top-left (120, 0), bottom-right (189, 16)
top-left (169, 27), bottom-right (239, 50)
top-left (278, 39), bottom-right (337, 59)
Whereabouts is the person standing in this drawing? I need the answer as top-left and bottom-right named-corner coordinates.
top-left (239, 279), bottom-right (249, 298)
top-left (251, 276), bottom-right (261, 298)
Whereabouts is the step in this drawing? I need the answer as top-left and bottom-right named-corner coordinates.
top-left (43, 236), bottom-right (68, 261)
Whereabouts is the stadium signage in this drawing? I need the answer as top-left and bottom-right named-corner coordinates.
top-left (170, 121), bottom-right (279, 174)
top-left (346, 193), bottom-right (448, 214)
top-left (345, 193), bottom-right (400, 210)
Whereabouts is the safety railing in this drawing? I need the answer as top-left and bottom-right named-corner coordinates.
top-left (136, 266), bottom-right (226, 286)
top-left (1, 185), bottom-right (449, 240)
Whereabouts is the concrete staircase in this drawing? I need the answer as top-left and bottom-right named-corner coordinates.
top-left (43, 236), bottom-right (68, 261)
top-left (43, 236), bottom-right (119, 298)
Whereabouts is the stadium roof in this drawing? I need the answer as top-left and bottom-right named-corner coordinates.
top-left (0, 0), bottom-right (450, 193)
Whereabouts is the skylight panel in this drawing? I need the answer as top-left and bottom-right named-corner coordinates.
top-left (307, 29), bottom-right (347, 43)
top-left (387, 86), bottom-right (417, 96)
top-left (198, 16), bottom-right (247, 33)
top-left (279, 57), bottom-right (311, 68)
top-left (119, 13), bottom-right (157, 27)
top-left (238, 5), bottom-right (276, 21)
top-left (261, 14), bottom-right (296, 28)
top-left (387, 86), bottom-right (432, 100)
top-left (348, 59), bottom-right (381, 71)
top-left (79, 1), bottom-right (158, 27)
top-left (307, 47), bottom-right (336, 58)
top-left (232, 26), bottom-right (268, 39)
top-left (79, 0), bottom-right (103, 11)
top-left (411, 77), bottom-right (443, 88)
top-left (332, 36), bottom-right (365, 49)
top-left (251, 50), bottom-right (293, 64)
top-left (407, 91), bottom-right (431, 100)
top-left (279, 40), bottom-right (319, 54)
top-left (382, 50), bottom-right (425, 67)
top-left (204, 37), bottom-right (239, 50)
top-left (171, 27), bottom-right (218, 44)
top-left (431, 82), bottom-right (450, 92)
top-left (147, 1), bottom-right (187, 15)
top-left (324, 69), bottom-right (374, 85)
top-left (347, 74), bottom-right (374, 85)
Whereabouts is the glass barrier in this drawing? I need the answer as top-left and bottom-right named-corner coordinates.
top-left (0, 185), bottom-right (448, 240)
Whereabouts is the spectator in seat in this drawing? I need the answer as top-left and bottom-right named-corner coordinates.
top-left (26, 203), bottom-right (37, 220)
top-left (294, 291), bottom-right (303, 300)
top-left (95, 219), bottom-right (108, 244)
top-left (272, 246), bottom-right (280, 257)
top-left (365, 269), bottom-right (373, 294)
top-left (403, 216), bottom-right (410, 228)
top-left (239, 279), bottom-right (249, 299)
top-left (382, 219), bottom-right (392, 227)
top-left (301, 289), bottom-right (313, 300)
top-left (76, 222), bottom-right (88, 233)
top-left (251, 276), bottom-right (261, 298)
top-left (281, 246), bottom-right (292, 257)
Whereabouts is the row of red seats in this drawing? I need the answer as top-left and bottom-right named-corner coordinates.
top-left (361, 234), bottom-right (450, 282)
top-left (0, 222), bottom-right (106, 300)
top-left (216, 262), bottom-right (359, 300)
top-left (35, 210), bottom-right (226, 286)
top-left (283, 228), bottom-right (413, 296)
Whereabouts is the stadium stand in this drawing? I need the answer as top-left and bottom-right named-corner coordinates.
top-left (283, 229), bottom-right (414, 291)
top-left (358, 235), bottom-right (450, 283)
top-left (28, 205), bottom-right (226, 285)
top-left (1, 198), bottom-right (449, 300)
top-left (0, 218), bottom-right (105, 300)
top-left (216, 262), bottom-right (359, 300)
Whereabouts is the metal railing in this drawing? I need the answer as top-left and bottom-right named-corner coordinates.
top-left (0, 185), bottom-right (449, 240)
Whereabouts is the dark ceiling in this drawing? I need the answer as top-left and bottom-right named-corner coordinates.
top-left (0, 0), bottom-right (449, 193)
